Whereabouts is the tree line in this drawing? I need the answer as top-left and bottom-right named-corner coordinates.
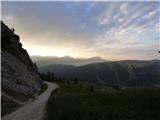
top-left (39, 71), bottom-right (94, 92)
top-left (39, 72), bottom-right (78, 84)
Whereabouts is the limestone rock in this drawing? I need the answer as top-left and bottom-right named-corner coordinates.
top-left (1, 21), bottom-right (43, 95)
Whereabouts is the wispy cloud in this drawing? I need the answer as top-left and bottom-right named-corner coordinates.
top-left (92, 1), bottom-right (159, 59)
top-left (2, 1), bottom-right (159, 60)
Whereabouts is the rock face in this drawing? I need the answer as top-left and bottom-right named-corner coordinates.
top-left (1, 21), bottom-right (42, 95)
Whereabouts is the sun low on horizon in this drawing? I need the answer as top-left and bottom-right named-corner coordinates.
top-left (2, 1), bottom-right (160, 60)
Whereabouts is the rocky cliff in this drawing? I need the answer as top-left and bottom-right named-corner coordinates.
top-left (1, 21), bottom-right (43, 95)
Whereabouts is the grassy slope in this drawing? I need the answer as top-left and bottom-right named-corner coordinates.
top-left (46, 83), bottom-right (160, 120)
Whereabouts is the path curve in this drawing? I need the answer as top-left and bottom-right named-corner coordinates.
top-left (2, 82), bottom-right (58, 120)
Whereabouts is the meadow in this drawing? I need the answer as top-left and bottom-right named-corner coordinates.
top-left (45, 83), bottom-right (160, 120)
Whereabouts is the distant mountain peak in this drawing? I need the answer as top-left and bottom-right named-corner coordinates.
top-left (31, 55), bottom-right (106, 67)
top-left (87, 56), bottom-right (105, 60)
top-left (62, 55), bottom-right (72, 58)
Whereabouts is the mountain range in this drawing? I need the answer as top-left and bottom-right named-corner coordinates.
top-left (39, 60), bottom-right (160, 87)
top-left (31, 55), bottom-right (106, 67)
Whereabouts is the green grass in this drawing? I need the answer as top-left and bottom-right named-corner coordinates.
top-left (45, 83), bottom-right (160, 120)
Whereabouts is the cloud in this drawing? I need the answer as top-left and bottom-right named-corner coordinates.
top-left (113, 15), bottom-right (118, 20)
top-left (4, 14), bottom-right (14, 21)
top-left (3, 14), bottom-right (15, 26)
top-left (93, 2), bottom-right (159, 60)
top-left (118, 18), bottom-right (123, 22)
top-left (2, 1), bottom-right (159, 60)
top-left (120, 2), bottom-right (129, 15)
top-left (156, 22), bottom-right (160, 32)
top-left (142, 10), bottom-right (158, 20)
top-left (95, 2), bottom-right (120, 26)
top-left (84, 2), bottom-right (97, 16)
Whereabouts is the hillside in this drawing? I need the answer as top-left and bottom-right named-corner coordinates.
top-left (1, 21), bottom-right (43, 116)
top-left (39, 60), bottom-right (160, 87)
top-left (45, 83), bottom-right (160, 120)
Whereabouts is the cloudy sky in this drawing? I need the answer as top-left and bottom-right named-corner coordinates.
top-left (2, 1), bottom-right (160, 60)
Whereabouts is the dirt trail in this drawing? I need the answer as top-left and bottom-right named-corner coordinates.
top-left (2, 82), bottom-right (58, 120)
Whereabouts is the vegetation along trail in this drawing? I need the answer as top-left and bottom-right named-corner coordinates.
top-left (2, 82), bottom-right (58, 120)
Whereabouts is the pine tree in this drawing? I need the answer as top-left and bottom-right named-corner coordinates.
top-left (40, 73), bottom-right (45, 81)
top-left (51, 72), bottom-right (55, 82)
top-left (73, 76), bottom-right (78, 85)
top-left (46, 71), bottom-right (51, 82)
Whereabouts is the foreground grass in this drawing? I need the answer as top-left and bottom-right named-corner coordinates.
top-left (45, 83), bottom-right (160, 120)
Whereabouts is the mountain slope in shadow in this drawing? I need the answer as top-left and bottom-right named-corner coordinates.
top-left (39, 60), bottom-right (160, 87)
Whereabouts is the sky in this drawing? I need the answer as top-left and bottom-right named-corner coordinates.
top-left (2, 1), bottom-right (160, 60)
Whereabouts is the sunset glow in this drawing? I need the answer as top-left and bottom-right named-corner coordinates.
top-left (2, 1), bottom-right (160, 60)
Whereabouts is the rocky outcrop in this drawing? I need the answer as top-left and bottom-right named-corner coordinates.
top-left (1, 21), bottom-right (42, 95)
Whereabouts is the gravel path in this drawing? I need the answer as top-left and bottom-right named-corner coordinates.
top-left (2, 82), bottom-right (58, 120)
